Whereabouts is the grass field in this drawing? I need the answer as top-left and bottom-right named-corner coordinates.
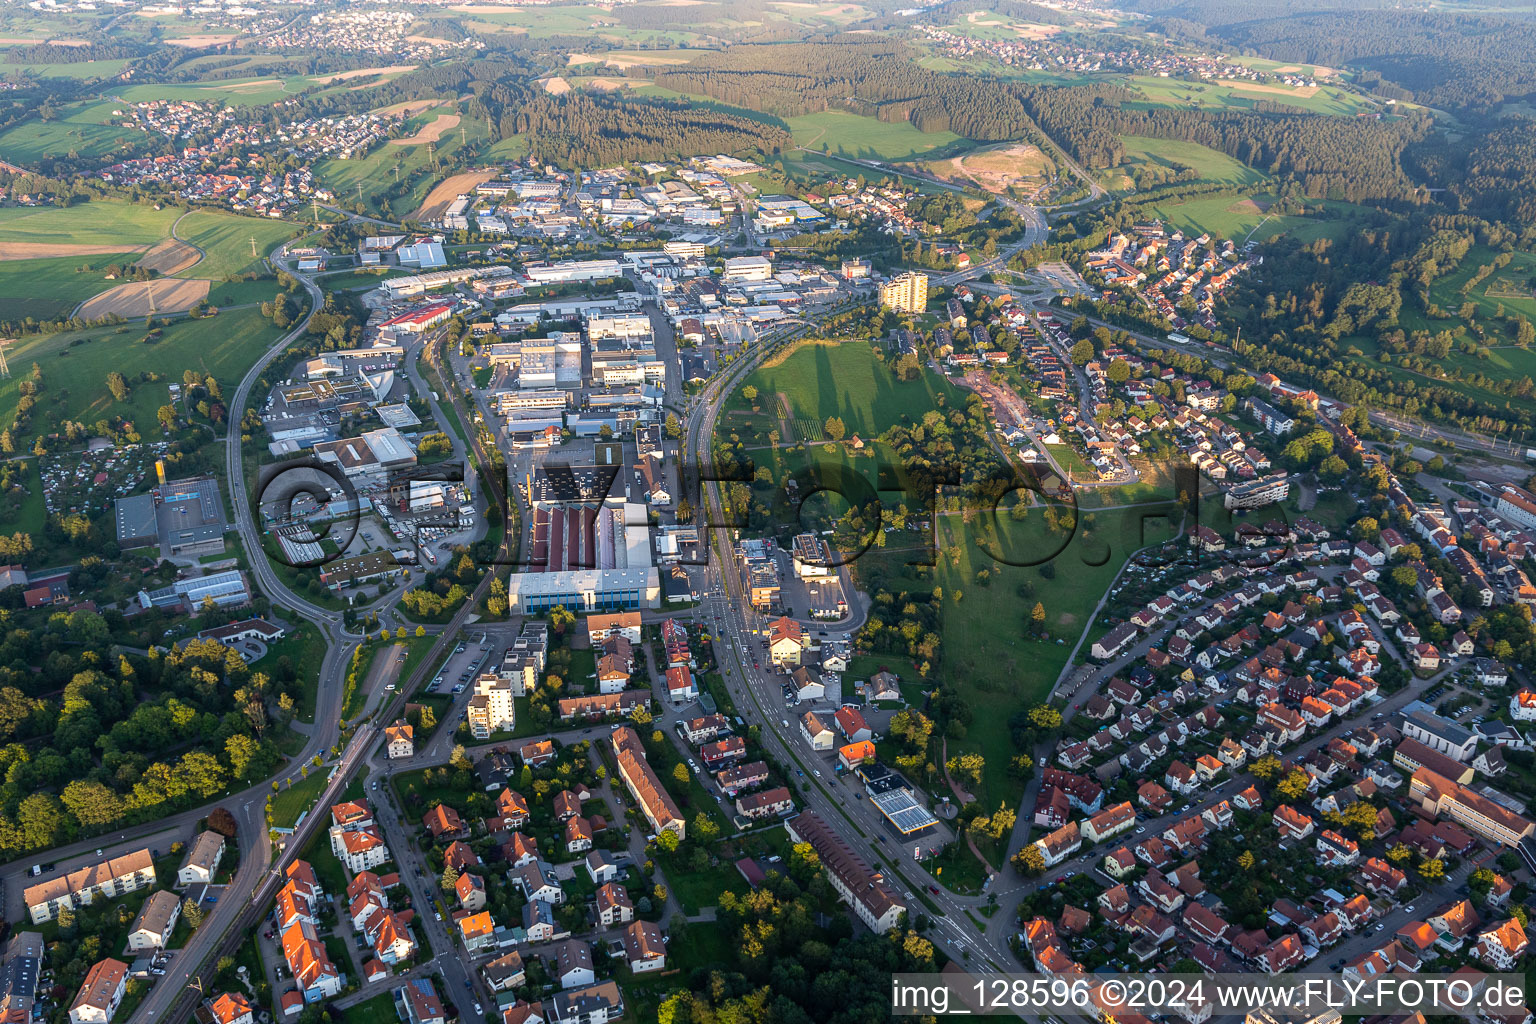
top-left (0, 199), bottom-right (178, 248)
top-left (785, 109), bottom-right (962, 161)
top-left (269, 770), bottom-right (329, 830)
top-left (315, 268), bottom-right (405, 293)
top-left (0, 57), bottom-right (133, 80)
top-left (0, 307), bottom-right (284, 437)
top-left (206, 276), bottom-right (286, 308)
top-left (865, 505), bottom-right (1175, 810)
top-left (316, 104), bottom-right (492, 217)
top-left (117, 76), bottom-right (296, 106)
top-left (1429, 245), bottom-right (1536, 324)
top-left (0, 100), bottom-right (144, 163)
top-left (1115, 135), bottom-right (1264, 188)
top-left (0, 252), bottom-right (139, 321)
top-left (172, 210), bottom-right (299, 280)
top-left (732, 340), bottom-right (965, 440)
top-left (1136, 193), bottom-right (1358, 245)
top-left (1117, 74), bottom-right (1374, 117)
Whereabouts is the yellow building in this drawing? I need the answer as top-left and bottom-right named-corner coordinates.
top-left (880, 271), bottom-right (928, 314)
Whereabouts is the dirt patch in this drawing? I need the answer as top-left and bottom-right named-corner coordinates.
top-left (0, 37), bottom-right (46, 44)
top-left (542, 77), bottom-right (571, 95)
top-left (405, 34), bottom-right (456, 45)
top-left (44, 37), bottom-right (90, 46)
top-left (389, 113), bottom-right (459, 145)
top-left (448, 3), bottom-right (538, 11)
top-left (77, 278), bottom-right (210, 319)
top-left (920, 142), bottom-right (1054, 194)
top-left (135, 237), bottom-right (202, 276)
top-left (310, 64), bottom-right (416, 85)
top-left (1272, 63), bottom-right (1339, 78)
top-left (567, 51), bottom-right (690, 70)
top-left (1225, 195), bottom-right (1272, 216)
top-left (225, 77), bottom-right (285, 92)
top-left (412, 169), bottom-right (498, 222)
top-left (0, 242), bottom-right (146, 260)
top-left (1217, 78), bottom-right (1321, 98)
top-left (964, 10), bottom-right (1059, 39)
top-left (165, 34), bottom-right (238, 48)
top-left (586, 78), bottom-right (635, 92)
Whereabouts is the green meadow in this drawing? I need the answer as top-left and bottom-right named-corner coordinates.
top-left (0, 253), bottom-right (139, 322)
top-left (0, 307), bottom-right (285, 436)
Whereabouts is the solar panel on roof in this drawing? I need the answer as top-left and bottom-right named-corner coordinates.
top-left (870, 789), bottom-right (937, 834)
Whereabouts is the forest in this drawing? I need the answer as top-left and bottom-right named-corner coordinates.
top-left (1013, 83), bottom-right (1428, 202)
top-left (0, 606), bottom-right (295, 855)
top-left (645, 40), bottom-right (1039, 140)
top-left (1139, 1), bottom-right (1536, 113)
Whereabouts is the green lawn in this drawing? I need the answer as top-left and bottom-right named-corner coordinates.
top-left (173, 210), bottom-right (300, 280)
top-left (0, 199), bottom-right (178, 248)
top-left (733, 340), bottom-right (965, 441)
top-left (269, 770), bottom-right (330, 830)
top-left (784, 109), bottom-right (963, 161)
top-left (0, 307), bottom-right (285, 438)
top-left (345, 992), bottom-right (401, 1024)
top-left (0, 252), bottom-right (137, 322)
top-left (1116, 135), bottom-right (1264, 188)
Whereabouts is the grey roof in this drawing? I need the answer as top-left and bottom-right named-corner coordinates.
top-left (1406, 709), bottom-right (1476, 749)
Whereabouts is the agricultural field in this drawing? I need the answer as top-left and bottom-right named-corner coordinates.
top-left (0, 202), bottom-right (300, 319)
top-left (0, 198), bottom-right (178, 251)
top-left (1111, 135), bottom-right (1264, 189)
top-left (0, 56), bottom-right (133, 80)
top-left (939, 8), bottom-right (1070, 42)
top-left (0, 252), bottom-right (141, 322)
top-left (116, 76), bottom-right (298, 106)
top-left (318, 103), bottom-right (493, 217)
top-left (785, 109), bottom-right (963, 161)
top-left (171, 209), bottom-right (301, 280)
top-left (0, 307), bottom-right (286, 437)
top-left (0, 101), bottom-right (145, 163)
top-left (1135, 193), bottom-right (1359, 245)
top-left (1117, 74), bottom-right (1376, 117)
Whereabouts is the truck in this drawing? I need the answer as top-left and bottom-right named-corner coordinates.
top-left (1525, 448), bottom-right (1536, 462)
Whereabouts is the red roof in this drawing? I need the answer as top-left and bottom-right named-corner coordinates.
top-left (379, 303), bottom-right (452, 328)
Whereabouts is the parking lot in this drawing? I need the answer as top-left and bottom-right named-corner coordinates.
top-left (426, 633), bottom-right (498, 694)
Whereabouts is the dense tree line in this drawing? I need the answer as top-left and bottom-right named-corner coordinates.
top-left (1216, 217), bottom-right (1536, 437)
top-left (1013, 82), bottom-right (1428, 201)
top-left (917, 0), bottom-right (1069, 26)
top-left (646, 40), bottom-right (1038, 140)
top-left (1143, 3), bottom-right (1536, 113)
top-left (3, 42), bottom-right (145, 65)
top-left (1409, 125), bottom-right (1536, 244)
top-left (507, 89), bottom-right (791, 167)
